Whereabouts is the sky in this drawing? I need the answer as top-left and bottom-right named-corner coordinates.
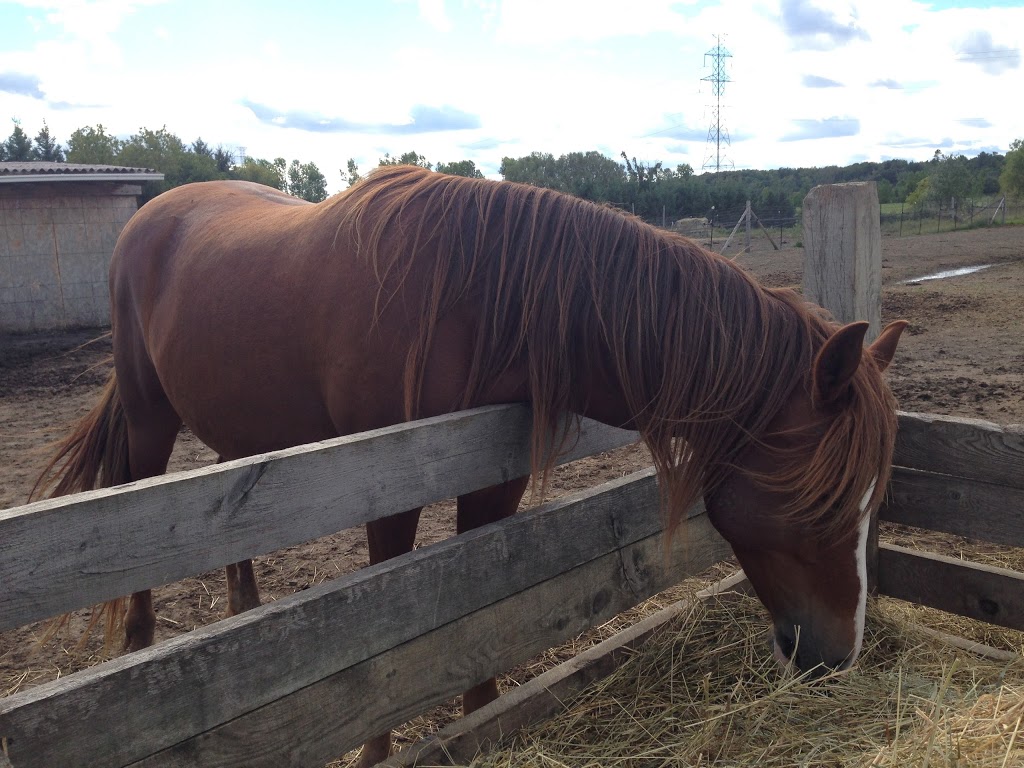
top-left (1, 0), bottom-right (1022, 194)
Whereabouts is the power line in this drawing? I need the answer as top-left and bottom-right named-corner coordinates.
top-left (702, 35), bottom-right (733, 174)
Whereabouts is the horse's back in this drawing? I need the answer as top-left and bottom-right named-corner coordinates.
top-left (109, 181), bottom-right (387, 457)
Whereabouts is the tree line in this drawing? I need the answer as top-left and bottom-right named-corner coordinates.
top-left (2, 119), bottom-right (1022, 221)
top-left (0, 119), bottom-right (331, 203)
top-left (324, 144), bottom-right (1024, 223)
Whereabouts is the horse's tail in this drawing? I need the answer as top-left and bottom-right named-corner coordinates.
top-left (31, 371), bottom-right (131, 649)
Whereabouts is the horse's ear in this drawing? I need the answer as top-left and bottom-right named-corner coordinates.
top-left (814, 321), bottom-right (869, 403)
top-left (868, 320), bottom-right (909, 372)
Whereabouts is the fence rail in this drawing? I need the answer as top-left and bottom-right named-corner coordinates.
top-left (0, 405), bottom-right (634, 632)
top-left (1, 408), bottom-right (1022, 768)
top-left (876, 412), bottom-right (1024, 631)
top-left (392, 410), bottom-right (1024, 768)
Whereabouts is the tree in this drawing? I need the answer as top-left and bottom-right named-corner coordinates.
top-left (231, 157), bottom-right (286, 190)
top-left (343, 158), bottom-right (362, 187)
top-left (435, 159), bottom-right (484, 178)
top-left (1000, 138), bottom-right (1024, 200)
top-left (929, 152), bottom-right (977, 211)
top-left (214, 145), bottom-right (234, 173)
top-left (119, 125), bottom-right (186, 169)
top-left (905, 177), bottom-right (931, 208)
top-left (500, 152), bottom-right (558, 187)
top-left (66, 124), bottom-right (123, 164)
top-left (191, 138), bottom-right (214, 159)
top-left (875, 178), bottom-right (894, 205)
top-left (287, 160), bottom-right (328, 202)
top-left (621, 152), bottom-right (663, 187)
top-left (118, 126), bottom-right (194, 199)
top-left (555, 151), bottom-right (624, 199)
top-left (175, 150), bottom-right (219, 186)
top-left (32, 121), bottom-right (65, 161)
top-left (379, 151), bottom-right (431, 169)
top-left (2, 119), bottom-right (34, 161)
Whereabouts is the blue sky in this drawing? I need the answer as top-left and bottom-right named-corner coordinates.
top-left (1, 0), bottom-right (1022, 193)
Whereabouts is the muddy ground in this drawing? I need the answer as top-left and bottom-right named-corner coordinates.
top-left (1, 224), bottom-right (1022, 757)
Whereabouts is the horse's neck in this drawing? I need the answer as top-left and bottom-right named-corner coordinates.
top-left (571, 254), bottom-right (782, 434)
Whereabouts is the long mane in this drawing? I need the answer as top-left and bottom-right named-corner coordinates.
top-left (331, 165), bottom-right (895, 540)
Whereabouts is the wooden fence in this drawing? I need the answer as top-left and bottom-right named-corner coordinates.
top-left (1, 404), bottom-right (1022, 768)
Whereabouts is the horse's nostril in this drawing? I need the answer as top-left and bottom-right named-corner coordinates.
top-left (775, 628), bottom-right (797, 661)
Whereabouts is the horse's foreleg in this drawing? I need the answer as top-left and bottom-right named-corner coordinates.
top-left (225, 560), bottom-right (261, 615)
top-left (124, 590), bottom-right (155, 651)
top-left (456, 477), bottom-right (529, 716)
top-left (357, 507), bottom-right (423, 768)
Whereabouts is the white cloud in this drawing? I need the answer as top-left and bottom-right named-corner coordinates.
top-left (494, 0), bottom-right (691, 44)
top-left (2, 0), bottom-right (1022, 192)
top-left (417, 0), bottom-right (451, 32)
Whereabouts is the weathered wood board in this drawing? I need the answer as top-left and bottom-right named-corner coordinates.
top-left (802, 182), bottom-right (882, 341)
top-left (0, 405), bottom-right (636, 631)
top-left (385, 570), bottom-right (754, 768)
top-left (878, 543), bottom-right (1024, 631)
top-left (895, 411), bottom-right (1024, 490)
top-left (1, 470), bottom-right (730, 768)
top-left (882, 467), bottom-right (1024, 547)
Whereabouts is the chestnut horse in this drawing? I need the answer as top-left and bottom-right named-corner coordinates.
top-left (35, 165), bottom-right (906, 766)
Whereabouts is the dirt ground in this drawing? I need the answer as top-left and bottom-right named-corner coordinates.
top-left (1, 224), bottom-right (1022, 752)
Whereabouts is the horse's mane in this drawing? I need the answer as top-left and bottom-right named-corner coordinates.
top-left (331, 165), bottom-right (896, 542)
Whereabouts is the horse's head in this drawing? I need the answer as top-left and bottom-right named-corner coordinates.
top-left (705, 319), bottom-right (907, 676)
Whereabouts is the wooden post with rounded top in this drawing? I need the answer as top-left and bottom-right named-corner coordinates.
top-left (802, 181), bottom-right (882, 342)
top-left (802, 181), bottom-right (884, 593)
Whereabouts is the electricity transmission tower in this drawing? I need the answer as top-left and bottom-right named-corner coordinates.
top-left (702, 35), bottom-right (733, 174)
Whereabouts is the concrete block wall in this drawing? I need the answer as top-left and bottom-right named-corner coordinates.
top-left (0, 183), bottom-right (139, 332)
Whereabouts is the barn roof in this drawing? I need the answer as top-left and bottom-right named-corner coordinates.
top-left (0, 161), bottom-right (165, 184)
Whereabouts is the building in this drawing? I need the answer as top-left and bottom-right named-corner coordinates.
top-left (0, 161), bottom-right (164, 332)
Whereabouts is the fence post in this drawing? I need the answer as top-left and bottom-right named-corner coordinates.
top-left (802, 185), bottom-right (884, 593)
top-left (745, 200), bottom-right (752, 252)
top-left (802, 181), bottom-right (884, 595)
top-left (802, 182), bottom-right (882, 342)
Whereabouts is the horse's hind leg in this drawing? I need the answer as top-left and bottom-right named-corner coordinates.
top-left (118, 352), bottom-right (184, 652)
top-left (121, 405), bottom-right (182, 651)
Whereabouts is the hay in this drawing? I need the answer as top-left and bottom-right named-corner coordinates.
top-left (457, 595), bottom-right (1024, 768)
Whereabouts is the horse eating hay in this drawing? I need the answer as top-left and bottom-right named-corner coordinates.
top-left (34, 165), bottom-right (906, 765)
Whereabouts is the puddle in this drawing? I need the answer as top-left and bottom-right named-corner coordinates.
top-left (902, 264), bottom-right (995, 284)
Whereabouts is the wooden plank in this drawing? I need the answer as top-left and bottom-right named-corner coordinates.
top-left (802, 182), bottom-right (882, 341)
top-left (895, 411), bottom-right (1024, 489)
top-left (904, 623), bottom-right (1020, 663)
top-left (877, 543), bottom-right (1024, 631)
top-left (385, 571), bottom-right (754, 768)
top-left (0, 469), bottom-right (721, 768)
top-left (129, 506), bottom-right (734, 767)
top-left (881, 466), bottom-right (1024, 547)
top-left (0, 405), bottom-right (636, 632)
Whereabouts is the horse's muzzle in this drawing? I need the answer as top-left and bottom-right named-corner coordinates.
top-left (772, 625), bottom-right (855, 677)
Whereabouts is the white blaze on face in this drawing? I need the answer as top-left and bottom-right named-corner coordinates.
top-left (849, 476), bottom-right (878, 667)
